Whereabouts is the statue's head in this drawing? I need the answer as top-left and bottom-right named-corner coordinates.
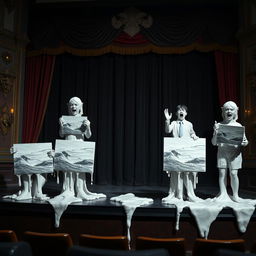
top-left (176, 104), bottom-right (187, 121)
top-left (221, 101), bottom-right (238, 121)
top-left (67, 97), bottom-right (83, 116)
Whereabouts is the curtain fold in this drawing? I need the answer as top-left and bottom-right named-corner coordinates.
top-left (22, 55), bottom-right (55, 143)
top-left (214, 51), bottom-right (239, 106)
top-left (28, 7), bottom-right (238, 55)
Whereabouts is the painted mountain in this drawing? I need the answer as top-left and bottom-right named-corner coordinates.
top-left (54, 139), bottom-right (95, 174)
top-left (163, 138), bottom-right (206, 173)
top-left (216, 124), bottom-right (244, 145)
top-left (13, 143), bottom-right (53, 175)
top-left (61, 115), bottom-right (87, 135)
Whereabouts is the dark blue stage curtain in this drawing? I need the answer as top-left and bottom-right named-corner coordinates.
top-left (39, 51), bottom-right (220, 186)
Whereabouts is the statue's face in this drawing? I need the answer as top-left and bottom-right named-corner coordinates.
top-left (223, 105), bottom-right (236, 121)
top-left (68, 101), bottom-right (81, 116)
top-left (176, 108), bottom-right (187, 121)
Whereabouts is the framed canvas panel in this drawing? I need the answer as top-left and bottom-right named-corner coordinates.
top-left (61, 115), bottom-right (88, 135)
top-left (13, 143), bottom-right (53, 175)
top-left (54, 139), bottom-right (95, 174)
top-left (163, 137), bottom-right (206, 173)
top-left (216, 124), bottom-right (245, 146)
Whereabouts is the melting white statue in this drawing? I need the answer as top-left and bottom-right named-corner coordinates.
top-left (4, 143), bottom-right (53, 201)
top-left (163, 104), bottom-right (202, 202)
top-left (48, 96), bottom-right (105, 227)
top-left (58, 96), bottom-right (105, 200)
top-left (211, 101), bottom-right (248, 202)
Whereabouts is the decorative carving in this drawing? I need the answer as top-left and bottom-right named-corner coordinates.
top-left (0, 103), bottom-right (14, 136)
top-left (0, 73), bottom-right (14, 97)
top-left (112, 7), bottom-right (153, 37)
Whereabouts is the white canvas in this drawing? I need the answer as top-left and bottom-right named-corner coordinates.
top-left (54, 139), bottom-right (95, 174)
top-left (163, 138), bottom-right (206, 173)
top-left (61, 115), bottom-right (88, 135)
top-left (216, 124), bottom-right (244, 145)
top-left (13, 143), bottom-right (53, 175)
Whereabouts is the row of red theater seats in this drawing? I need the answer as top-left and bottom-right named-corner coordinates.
top-left (1, 230), bottom-right (256, 256)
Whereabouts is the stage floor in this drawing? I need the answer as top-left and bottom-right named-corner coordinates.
top-left (1, 183), bottom-right (256, 217)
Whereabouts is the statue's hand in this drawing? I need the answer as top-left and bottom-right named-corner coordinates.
top-left (192, 135), bottom-right (199, 140)
top-left (47, 150), bottom-right (55, 158)
top-left (10, 146), bottom-right (14, 154)
top-left (164, 108), bottom-right (172, 120)
top-left (83, 118), bottom-right (90, 127)
top-left (213, 121), bottom-right (219, 134)
top-left (59, 117), bottom-right (65, 126)
top-left (241, 137), bottom-right (248, 147)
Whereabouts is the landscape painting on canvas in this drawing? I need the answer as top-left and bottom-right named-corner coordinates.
top-left (54, 139), bottom-right (95, 174)
top-left (13, 143), bottom-right (53, 175)
top-left (163, 138), bottom-right (206, 173)
top-left (216, 124), bottom-right (244, 146)
top-left (61, 115), bottom-right (88, 135)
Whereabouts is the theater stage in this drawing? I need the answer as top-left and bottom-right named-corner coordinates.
top-left (0, 184), bottom-right (256, 251)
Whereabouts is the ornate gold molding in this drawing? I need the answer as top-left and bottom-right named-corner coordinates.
top-left (112, 7), bottom-right (153, 37)
top-left (0, 103), bottom-right (14, 136)
top-left (0, 73), bottom-right (14, 97)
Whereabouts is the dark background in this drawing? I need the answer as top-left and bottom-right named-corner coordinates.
top-left (39, 52), bottom-right (221, 187)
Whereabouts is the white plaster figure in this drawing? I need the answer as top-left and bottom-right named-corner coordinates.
top-left (162, 102), bottom-right (255, 239)
top-left (58, 96), bottom-right (105, 200)
top-left (3, 144), bottom-right (53, 201)
top-left (211, 101), bottom-right (248, 202)
top-left (163, 104), bottom-right (201, 202)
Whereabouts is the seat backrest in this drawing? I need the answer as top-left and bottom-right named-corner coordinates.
top-left (0, 230), bottom-right (18, 242)
top-left (68, 246), bottom-right (170, 256)
top-left (0, 242), bottom-right (32, 256)
top-left (79, 234), bottom-right (129, 250)
top-left (23, 231), bottom-right (73, 256)
top-left (136, 236), bottom-right (185, 256)
top-left (215, 249), bottom-right (256, 256)
top-left (192, 238), bottom-right (245, 256)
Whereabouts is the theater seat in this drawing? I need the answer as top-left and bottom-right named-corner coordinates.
top-left (192, 238), bottom-right (245, 256)
top-left (0, 230), bottom-right (18, 242)
top-left (67, 246), bottom-right (170, 256)
top-left (79, 234), bottom-right (129, 250)
top-left (136, 236), bottom-right (186, 256)
top-left (0, 242), bottom-right (32, 256)
top-left (23, 231), bottom-right (73, 256)
top-left (215, 249), bottom-right (256, 256)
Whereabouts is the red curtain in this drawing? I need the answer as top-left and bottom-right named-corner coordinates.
top-left (214, 51), bottom-right (239, 106)
top-left (22, 55), bottom-right (55, 143)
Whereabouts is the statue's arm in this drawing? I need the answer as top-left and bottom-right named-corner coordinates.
top-left (59, 117), bottom-right (65, 138)
top-left (211, 121), bottom-right (218, 146)
top-left (82, 118), bottom-right (92, 139)
top-left (164, 108), bottom-right (173, 133)
top-left (190, 124), bottom-right (198, 140)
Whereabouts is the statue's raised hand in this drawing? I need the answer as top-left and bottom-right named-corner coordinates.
top-left (164, 108), bottom-right (172, 121)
